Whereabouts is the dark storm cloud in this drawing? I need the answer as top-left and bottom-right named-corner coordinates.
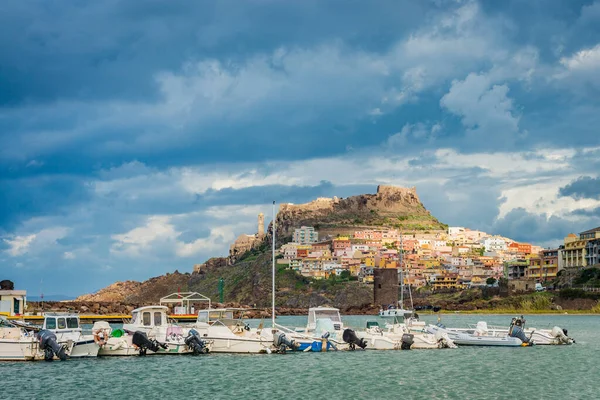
top-left (559, 176), bottom-right (600, 200)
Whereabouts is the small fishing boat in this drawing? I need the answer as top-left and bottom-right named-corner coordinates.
top-left (426, 320), bottom-right (532, 347)
top-left (95, 306), bottom-right (208, 356)
top-left (281, 306), bottom-right (367, 352)
top-left (190, 308), bottom-right (275, 353)
top-left (42, 313), bottom-right (99, 358)
top-left (0, 316), bottom-right (72, 361)
top-left (450, 317), bottom-right (574, 345)
top-left (358, 320), bottom-right (457, 350)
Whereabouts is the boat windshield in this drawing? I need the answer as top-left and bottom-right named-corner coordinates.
top-left (197, 310), bottom-right (235, 323)
top-left (310, 309), bottom-right (341, 324)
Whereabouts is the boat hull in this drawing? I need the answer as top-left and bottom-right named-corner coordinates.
top-left (426, 325), bottom-right (524, 347)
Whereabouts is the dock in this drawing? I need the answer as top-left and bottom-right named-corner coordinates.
top-left (2, 313), bottom-right (198, 324)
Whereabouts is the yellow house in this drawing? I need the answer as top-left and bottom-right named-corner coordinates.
top-left (349, 264), bottom-right (361, 276)
top-left (364, 257), bottom-right (376, 267)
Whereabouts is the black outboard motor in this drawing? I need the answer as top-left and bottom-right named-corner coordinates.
top-left (185, 329), bottom-right (208, 355)
top-left (273, 332), bottom-right (298, 354)
top-left (132, 331), bottom-right (167, 355)
top-left (342, 329), bottom-right (367, 350)
top-left (401, 333), bottom-right (414, 350)
top-left (37, 330), bottom-right (67, 361)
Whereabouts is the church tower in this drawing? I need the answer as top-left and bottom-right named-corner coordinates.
top-left (257, 213), bottom-right (265, 236)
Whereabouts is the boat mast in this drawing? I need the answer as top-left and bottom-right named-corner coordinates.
top-left (399, 232), bottom-right (404, 309)
top-left (272, 200), bottom-right (276, 330)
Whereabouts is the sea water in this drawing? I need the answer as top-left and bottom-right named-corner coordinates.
top-left (1, 314), bottom-right (598, 400)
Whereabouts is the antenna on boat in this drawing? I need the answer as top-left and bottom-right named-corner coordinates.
top-left (272, 200), bottom-right (276, 332)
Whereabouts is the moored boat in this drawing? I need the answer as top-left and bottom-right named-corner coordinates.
top-left (1, 316), bottom-right (72, 361)
top-left (95, 306), bottom-right (209, 356)
top-left (426, 319), bottom-right (537, 347)
top-left (190, 308), bottom-right (275, 354)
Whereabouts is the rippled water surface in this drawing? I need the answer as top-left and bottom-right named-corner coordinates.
top-left (2, 314), bottom-right (599, 400)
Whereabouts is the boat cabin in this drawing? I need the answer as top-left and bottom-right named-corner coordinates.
top-left (307, 307), bottom-right (343, 331)
top-left (43, 313), bottom-right (81, 332)
top-left (129, 306), bottom-right (169, 328)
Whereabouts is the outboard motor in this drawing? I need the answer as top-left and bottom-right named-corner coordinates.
top-left (37, 330), bottom-right (67, 361)
top-left (434, 331), bottom-right (458, 349)
top-left (342, 329), bottom-right (367, 350)
top-left (508, 317), bottom-right (531, 345)
top-left (551, 326), bottom-right (574, 344)
top-left (185, 329), bottom-right (208, 354)
top-left (132, 331), bottom-right (167, 355)
top-left (273, 332), bottom-right (298, 354)
top-left (401, 333), bottom-right (414, 350)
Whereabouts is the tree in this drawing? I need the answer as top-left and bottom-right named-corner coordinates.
top-left (340, 270), bottom-right (351, 280)
top-left (486, 277), bottom-right (497, 286)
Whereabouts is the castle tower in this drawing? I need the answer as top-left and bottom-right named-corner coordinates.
top-left (257, 213), bottom-right (265, 236)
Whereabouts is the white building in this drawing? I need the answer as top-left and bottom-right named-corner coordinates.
top-left (481, 237), bottom-right (507, 253)
top-left (0, 289), bottom-right (26, 316)
top-left (448, 227), bottom-right (465, 236)
top-left (293, 226), bottom-right (319, 245)
top-left (280, 243), bottom-right (299, 260)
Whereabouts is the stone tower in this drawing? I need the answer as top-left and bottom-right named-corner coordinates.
top-left (257, 213), bottom-right (265, 236)
top-left (374, 268), bottom-right (399, 308)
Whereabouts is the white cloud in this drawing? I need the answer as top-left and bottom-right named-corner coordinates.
top-left (3, 234), bottom-right (36, 257)
top-left (441, 73), bottom-right (522, 146)
top-left (560, 44), bottom-right (600, 72)
top-left (111, 216), bottom-right (178, 257)
top-left (63, 252), bottom-right (76, 260)
top-left (554, 44), bottom-right (600, 89)
top-left (3, 227), bottom-right (69, 257)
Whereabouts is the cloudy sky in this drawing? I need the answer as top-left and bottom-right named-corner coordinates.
top-left (1, 0), bottom-right (600, 297)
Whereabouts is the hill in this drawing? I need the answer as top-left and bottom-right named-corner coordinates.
top-left (275, 185), bottom-right (446, 239)
top-left (77, 185), bottom-right (442, 307)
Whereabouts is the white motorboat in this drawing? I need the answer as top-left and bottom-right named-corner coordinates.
top-left (190, 308), bottom-right (275, 353)
top-left (281, 306), bottom-right (367, 352)
top-left (0, 316), bottom-right (72, 361)
top-left (451, 318), bottom-right (574, 345)
top-left (358, 320), bottom-right (457, 350)
top-left (42, 313), bottom-right (99, 358)
top-left (379, 306), bottom-right (414, 318)
top-left (426, 321), bottom-right (530, 347)
top-left (95, 306), bottom-right (209, 356)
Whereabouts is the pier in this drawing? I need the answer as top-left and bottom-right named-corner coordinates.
top-left (1, 312), bottom-right (198, 324)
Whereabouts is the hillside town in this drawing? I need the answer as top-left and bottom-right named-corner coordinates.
top-left (274, 224), bottom-right (600, 291)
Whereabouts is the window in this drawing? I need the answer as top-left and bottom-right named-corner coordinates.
top-left (197, 311), bottom-right (209, 323)
top-left (131, 311), bottom-right (139, 325)
top-left (46, 318), bottom-right (56, 329)
top-left (57, 318), bottom-right (66, 329)
top-left (142, 312), bottom-right (151, 326)
top-left (154, 312), bottom-right (162, 326)
top-left (67, 318), bottom-right (79, 329)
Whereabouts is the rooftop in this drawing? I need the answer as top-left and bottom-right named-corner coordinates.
top-left (580, 226), bottom-right (600, 235)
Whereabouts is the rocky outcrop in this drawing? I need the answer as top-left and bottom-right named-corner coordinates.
top-left (193, 257), bottom-right (228, 273)
top-left (75, 271), bottom-right (191, 303)
top-left (76, 281), bottom-right (143, 302)
top-left (274, 185), bottom-right (445, 239)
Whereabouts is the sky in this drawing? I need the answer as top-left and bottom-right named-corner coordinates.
top-left (1, 0), bottom-right (600, 297)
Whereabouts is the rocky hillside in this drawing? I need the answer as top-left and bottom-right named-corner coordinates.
top-left (76, 250), bottom-right (373, 310)
top-left (274, 185), bottom-right (446, 239)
